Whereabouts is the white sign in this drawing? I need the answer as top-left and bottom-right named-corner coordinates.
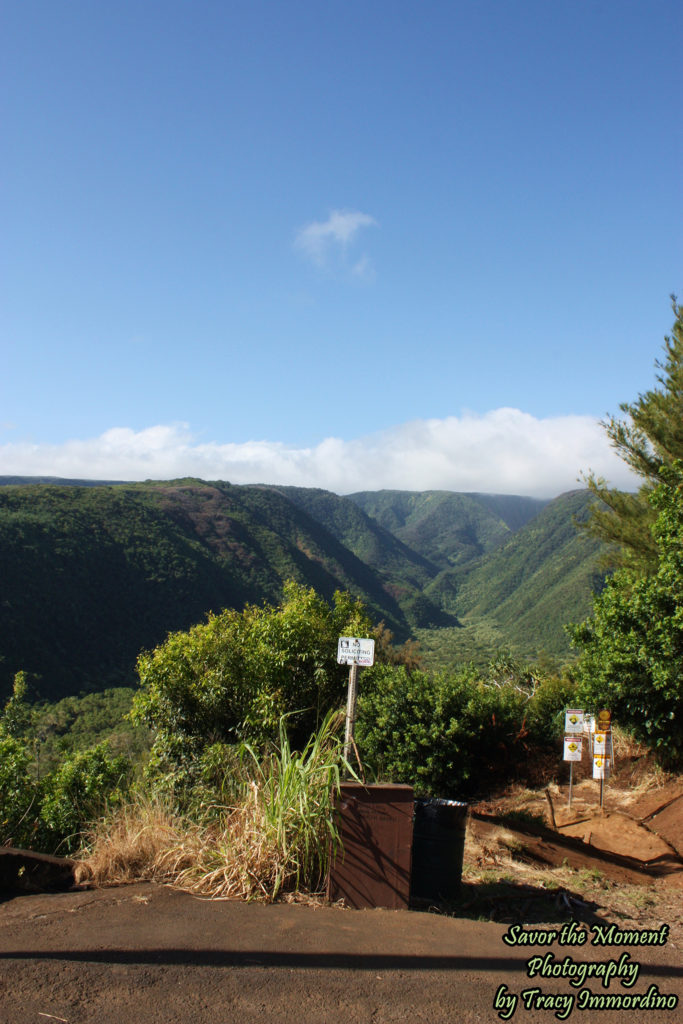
top-left (337, 636), bottom-right (375, 666)
top-left (563, 737), bottom-right (583, 762)
top-left (593, 754), bottom-right (611, 779)
top-left (593, 732), bottom-right (609, 755)
top-left (565, 709), bottom-right (584, 734)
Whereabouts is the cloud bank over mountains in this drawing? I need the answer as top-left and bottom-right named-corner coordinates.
top-left (0, 409), bottom-right (638, 497)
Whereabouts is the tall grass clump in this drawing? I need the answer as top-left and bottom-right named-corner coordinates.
top-left (78, 709), bottom-right (354, 901)
top-left (75, 795), bottom-right (187, 886)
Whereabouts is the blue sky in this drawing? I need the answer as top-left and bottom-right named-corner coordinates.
top-left (1, 0), bottom-right (681, 495)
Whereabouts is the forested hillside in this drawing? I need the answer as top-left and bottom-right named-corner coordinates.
top-left (417, 490), bottom-right (604, 665)
top-left (436, 490), bottom-right (603, 630)
top-left (271, 486), bottom-right (452, 628)
top-left (0, 478), bottom-right (605, 703)
top-left (0, 480), bottom-right (412, 701)
top-left (348, 490), bottom-right (547, 567)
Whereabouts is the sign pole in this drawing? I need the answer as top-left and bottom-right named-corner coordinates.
top-left (337, 636), bottom-right (374, 776)
top-left (568, 762), bottom-right (574, 810)
top-left (343, 659), bottom-right (359, 770)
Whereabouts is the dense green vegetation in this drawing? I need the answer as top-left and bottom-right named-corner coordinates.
top-left (131, 581), bottom-right (374, 779)
top-left (273, 486), bottom-right (452, 629)
top-left (419, 490), bottom-right (604, 663)
top-left (0, 582), bottom-right (575, 856)
top-left (0, 479), bottom-right (414, 702)
top-left (348, 489), bottom-right (546, 568)
top-left (0, 673), bottom-right (130, 853)
top-left (572, 466), bottom-right (683, 764)
top-left (356, 661), bottom-right (574, 797)
top-left (0, 477), bottom-right (604, 704)
top-left (571, 301), bottom-right (683, 766)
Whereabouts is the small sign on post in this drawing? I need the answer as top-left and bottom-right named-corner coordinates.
top-left (593, 710), bottom-right (613, 810)
top-left (564, 709), bottom-right (584, 734)
top-left (563, 708), bottom-right (585, 809)
top-left (563, 737), bottom-right (582, 762)
top-left (338, 637), bottom-right (375, 771)
top-left (337, 637), bottom-right (375, 667)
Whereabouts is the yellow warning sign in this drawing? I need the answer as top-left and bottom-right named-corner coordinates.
top-left (597, 709), bottom-right (612, 731)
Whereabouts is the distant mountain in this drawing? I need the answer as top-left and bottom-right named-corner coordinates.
top-left (271, 487), bottom-right (435, 585)
top-left (0, 480), bottom-right (412, 701)
top-left (0, 478), bottom-right (606, 702)
top-left (0, 476), bottom-right (126, 487)
top-left (272, 487), bottom-right (453, 629)
top-left (348, 490), bottom-right (547, 568)
top-left (421, 490), bottom-right (604, 661)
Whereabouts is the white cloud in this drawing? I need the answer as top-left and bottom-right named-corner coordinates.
top-left (294, 209), bottom-right (378, 269)
top-left (0, 411), bottom-right (639, 498)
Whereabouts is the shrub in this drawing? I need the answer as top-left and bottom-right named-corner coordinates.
top-left (132, 582), bottom-right (374, 777)
top-left (355, 664), bottom-right (531, 797)
top-left (0, 734), bottom-right (42, 848)
top-left (38, 744), bottom-right (130, 854)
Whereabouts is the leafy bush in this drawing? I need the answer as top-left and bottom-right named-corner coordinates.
top-left (38, 744), bottom-right (130, 854)
top-left (571, 464), bottom-right (683, 767)
top-left (132, 581), bottom-right (374, 779)
top-left (355, 664), bottom-right (533, 797)
top-left (0, 738), bottom-right (130, 855)
top-left (1, 673), bottom-right (132, 853)
top-left (0, 734), bottom-right (41, 848)
top-left (525, 674), bottom-right (578, 743)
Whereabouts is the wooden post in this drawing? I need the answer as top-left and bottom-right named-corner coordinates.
top-left (544, 787), bottom-right (557, 829)
top-left (343, 660), bottom-right (359, 771)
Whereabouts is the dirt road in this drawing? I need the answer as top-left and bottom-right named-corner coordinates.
top-left (1, 882), bottom-right (682, 1024)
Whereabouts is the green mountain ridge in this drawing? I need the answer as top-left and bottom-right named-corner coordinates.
top-left (421, 490), bottom-right (604, 663)
top-left (0, 480), bottom-right (413, 701)
top-left (270, 486), bottom-right (452, 629)
top-left (348, 490), bottom-right (547, 568)
top-left (0, 478), bottom-right (606, 703)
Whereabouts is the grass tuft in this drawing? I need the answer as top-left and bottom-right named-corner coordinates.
top-left (77, 710), bottom-right (353, 901)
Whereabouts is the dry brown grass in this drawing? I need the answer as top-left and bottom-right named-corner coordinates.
top-left (77, 784), bottom-right (333, 901)
top-left (77, 711), bottom-right (347, 901)
top-left (74, 797), bottom-right (188, 887)
top-left (76, 791), bottom-right (316, 899)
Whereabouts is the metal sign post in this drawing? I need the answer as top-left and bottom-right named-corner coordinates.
top-left (343, 660), bottom-right (359, 766)
top-left (338, 637), bottom-right (375, 772)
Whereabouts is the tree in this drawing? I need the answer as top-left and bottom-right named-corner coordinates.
top-left (131, 582), bottom-right (375, 779)
top-left (584, 297), bottom-right (683, 574)
top-left (0, 671), bottom-right (32, 738)
top-left (571, 462), bottom-right (683, 766)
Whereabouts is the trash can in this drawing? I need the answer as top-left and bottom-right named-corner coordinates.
top-left (327, 783), bottom-right (414, 910)
top-left (411, 797), bottom-right (468, 904)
